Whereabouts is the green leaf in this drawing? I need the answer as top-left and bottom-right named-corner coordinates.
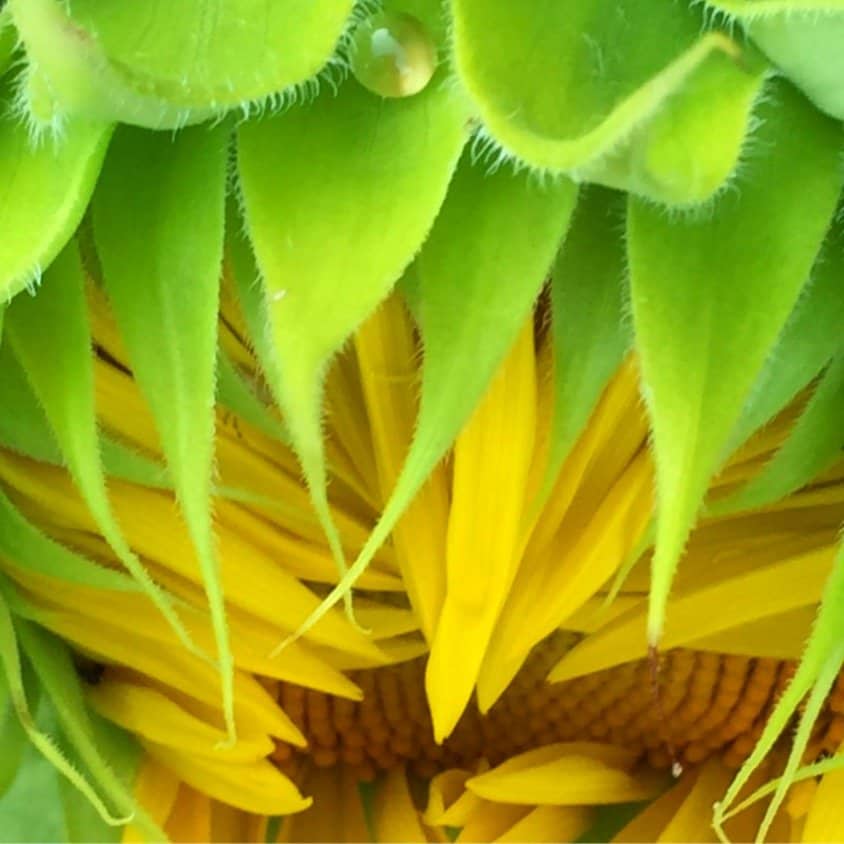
top-left (576, 44), bottom-right (769, 205)
top-left (708, 0), bottom-right (844, 119)
top-left (726, 219), bottom-right (844, 455)
top-left (0, 81), bottom-right (111, 301)
top-left (0, 9), bottom-right (15, 78)
top-left (451, 0), bottom-right (767, 203)
top-left (237, 73), bottom-right (467, 608)
top-left (0, 584), bottom-right (126, 831)
top-left (714, 539), bottom-right (844, 842)
top-left (98, 440), bottom-right (169, 490)
top-left (0, 338), bottom-right (170, 489)
top-left (55, 711), bottom-right (142, 844)
top-left (544, 186), bottom-right (630, 496)
top-left (0, 671), bottom-right (30, 800)
top-left (0, 743), bottom-right (65, 843)
top-left (10, 0), bottom-right (354, 128)
top-left (92, 123), bottom-right (234, 739)
top-left (217, 350), bottom-right (287, 443)
top-left (0, 340), bottom-right (63, 464)
top-left (718, 352), bottom-right (844, 513)
top-left (627, 79), bottom-right (842, 644)
top-left (0, 487), bottom-right (137, 592)
top-left (3, 243), bottom-right (197, 656)
top-left (16, 619), bottom-right (161, 842)
top-left (225, 199), bottom-right (286, 427)
top-left (283, 155), bottom-right (578, 644)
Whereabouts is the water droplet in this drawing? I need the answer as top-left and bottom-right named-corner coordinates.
top-left (350, 11), bottom-right (436, 99)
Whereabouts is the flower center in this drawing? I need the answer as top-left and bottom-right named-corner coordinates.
top-left (271, 637), bottom-right (844, 782)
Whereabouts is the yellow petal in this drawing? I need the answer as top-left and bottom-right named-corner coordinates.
top-left (549, 544), bottom-right (834, 682)
top-left (618, 497), bottom-right (842, 597)
top-left (612, 773), bottom-right (697, 842)
top-left (656, 758), bottom-right (733, 842)
top-left (518, 332), bottom-right (556, 528)
top-left (457, 802), bottom-right (531, 843)
top-left (0, 451), bottom-right (385, 661)
top-left (373, 767), bottom-right (429, 843)
top-left (325, 346), bottom-right (382, 507)
top-left (210, 801), bottom-right (255, 843)
top-left (426, 320), bottom-right (537, 741)
top-left (164, 785), bottom-right (212, 843)
top-left (279, 766), bottom-right (369, 842)
top-left (123, 758), bottom-right (180, 843)
top-left (311, 633), bottom-right (427, 671)
top-left (662, 756), bottom-right (779, 843)
top-left (354, 295), bottom-right (451, 642)
top-left (94, 358), bottom-right (382, 560)
top-left (615, 755), bottom-right (778, 842)
top-left (89, 679), bottom-right (273, 762)
top-left (424, 769), bottom-right (474, 827)
top-left (802, 762), bottom-right (844, 842)
top-left (479, 450), bottom-right (652, 709)
top-left (144, 742), bottom-right (311, 816)
top-left (686, 606), bottom-right (815, 660)
top-left (211, 501), bottom-right (401, 590)
top-left (352, 599), bottom-right (420, 640)
top-left (495, 805), bottom-right (593, 843)
top-left (467, 743), bottom-right (663, 806)
top-left (13, 567), bottom-right (363, 700)
top-left (524, 355), bottom-right (644, 562)
top-left (31, 605), bottom-right (304, 744)
top-left (561, 595), bottom-right (644, 633)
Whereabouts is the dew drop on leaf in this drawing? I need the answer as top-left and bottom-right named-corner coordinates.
top-left (350, 11), bottom-right (436, 98)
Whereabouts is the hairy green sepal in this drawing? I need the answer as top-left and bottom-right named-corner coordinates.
top-left (627, 80), bottom-right (842, 645)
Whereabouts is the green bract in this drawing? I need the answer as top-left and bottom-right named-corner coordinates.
top-left (0, 89), bottom-right (111, 300)
top-left (8, 0), bottom-right (354, 128)
top-left (237, 63), bottom-right (467, 610)
top-left (628, 79), bottom-right (842, 646)
top-left (93, 123), bottom-right (234, 741)
top-left (0, 0), bottom-right (841, 837)
top-left (708, 0), bottom-right (844, 119)
top-left (451, 0), bottom-right (769, 203)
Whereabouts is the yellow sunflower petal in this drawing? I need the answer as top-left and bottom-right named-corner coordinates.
top-left (467, 743), bottom-right (664, 806)
top-left (30, 606), bottom-right (304, 744)
top-left (210, 801), bottom-right (257, 843)
top-left (495, 805), bottom-right (593, 843)
top-left (426, 320), bottom-right (537, 740)
top-left (479, 449), bottom-right (652, 709)
top-left (324, 348), bottom-right (381, 506)
top-left (802, 761), bottom-right (844, 842)
top-left (549, 544), bottom-right (835, 682)
top-left (144, 742), bottom-right (311, 816)
top-left (93, 358), bottom-right (398, 573)
top-left (123, 758), bottom-right (180, 843)
top-left (373, 766), bottom-right (429, 843)
top-left (656, 758), bottom-right (733, 842)
top-left (12, 567), bottom-right (363, 700)
top-left (88, 679), bottom-right (273, 762)
top-left (424, 769), bottom-right (474, 827)
top-left (612, 773), bottom-right (697, 842)
top-left (457, 802), bottom-right (531, 843)
top-left (0, 450), bottom-right (385, 660)
top-left (687, 606), bottom-right (815, 661)
top-left (278, 766), bottom-right (369, 842)
top-left (354, 295), bottom-right (451, 642)
top-left (164, 785), bottom-right (213, 843)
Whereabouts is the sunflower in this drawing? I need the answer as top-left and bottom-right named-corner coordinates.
top-left (0, 1), bottom-right (843, 842)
